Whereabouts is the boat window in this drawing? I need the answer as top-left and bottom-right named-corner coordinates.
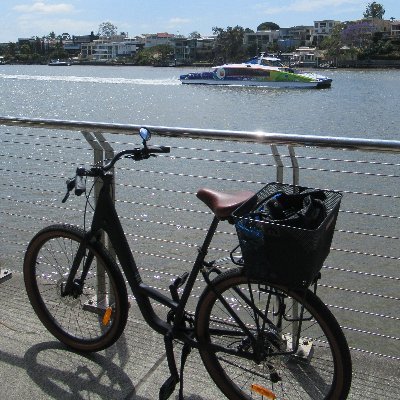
top-left (260, 59), bottom-right (283, 67)
top-left (224, 68), bottom-right (270, 78)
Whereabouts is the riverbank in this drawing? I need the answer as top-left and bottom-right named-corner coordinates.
top-left (2, 59), bottom-right (400, 68)
top-left (336, 58), bottom-right (400, 68)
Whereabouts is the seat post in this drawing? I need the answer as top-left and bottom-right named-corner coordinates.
top-left (196, 215), bottom-right (220, 261)
top-left (172, 216), bottom-right (220, 327)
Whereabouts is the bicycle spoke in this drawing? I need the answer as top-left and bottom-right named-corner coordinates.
top-left (196, 269), bottom-right (351, 399)
top-left (24, 225), bottom-right (128, 352)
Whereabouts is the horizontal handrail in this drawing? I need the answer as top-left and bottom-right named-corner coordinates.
top-left (1, 116), bottom-right (400, 154)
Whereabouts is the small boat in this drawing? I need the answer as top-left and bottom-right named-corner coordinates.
top-left (180, 54), bottom-right (332, 89)
top-left (48, 59), bottom-right (71, 66)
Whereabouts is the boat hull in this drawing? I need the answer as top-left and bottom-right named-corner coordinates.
top-left (180, 77), bottom-right (331, 89)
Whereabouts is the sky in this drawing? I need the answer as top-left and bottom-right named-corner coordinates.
top-left (1, 0), bottom-right (399, 42)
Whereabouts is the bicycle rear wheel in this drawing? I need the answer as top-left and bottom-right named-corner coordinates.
top-left (24, 224), bottom-right (129, 352)
top-left (195, 268), bottom-right (352, 400)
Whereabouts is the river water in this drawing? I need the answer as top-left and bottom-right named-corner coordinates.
top-left (1, 64), bottom-right (399, 138)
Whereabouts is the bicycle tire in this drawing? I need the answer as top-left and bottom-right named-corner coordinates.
top-left (195, 268), bottom-right (352, 400)
top-left (24, 224), bottom-right (129, 352)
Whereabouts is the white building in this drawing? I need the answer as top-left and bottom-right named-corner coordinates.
top-left (143, 33), bottom-right (175, 48)
top-left (313, 20), bottom-right (341, 44)
top-left (243, 30), bottom-right (280, 52)
top-left (291, 46), bottom-right (325, 67)
top-left (81, 36), bottom-right (143, 61)
top-left (390, 20), bottom-right (400, 36)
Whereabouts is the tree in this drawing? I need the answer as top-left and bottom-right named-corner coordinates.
top-left (319, 23), bottom-right (345, 57)
top-left (134, 45), bottom-right (173, 66)
top-left (6, 42), bottom-right (16, 57)
top-left (257, 22), bottom-right (280, 31)
top-left (212, 25), bottom-right (247, 63)
top-left (188, 31), bottom-right (201, 39)
top-left (341, 21), bottom-right (376, 48)
top-left (97, 22), bottom-right (118, 37)
top-left (49, 40), bottom-right (68, 60)
top-left (363, 2), bottom-right (385, 19)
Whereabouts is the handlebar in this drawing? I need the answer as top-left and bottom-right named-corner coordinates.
top-left (102, 145), bottom-right (170, 172)
top-left (62, 140), bottom-right (170, 203)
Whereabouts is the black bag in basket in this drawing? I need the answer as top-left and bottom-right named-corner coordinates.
top-left (255, 190), bottom-right (327, 229)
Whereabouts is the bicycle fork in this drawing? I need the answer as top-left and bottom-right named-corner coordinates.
top-left (61, 239), bottom-right (93, 298)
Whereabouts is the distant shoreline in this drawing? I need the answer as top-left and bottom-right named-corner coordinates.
top-left (2, 60), bottom-right (400, 69)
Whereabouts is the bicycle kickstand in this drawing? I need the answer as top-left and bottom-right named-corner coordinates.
top-left (179, 343), bottom-right (192, 400)
top-left (159, 333), bottom-right (179, 400)
top-left (159, 333), bottom-right (192, 400)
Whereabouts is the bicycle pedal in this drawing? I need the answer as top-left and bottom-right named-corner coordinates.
top-left (159, 375), bottom-right (179, 400)
top-left (174, 272), bottom-right (189, 288)
top-left (169, 272), bottom-right (189, 302)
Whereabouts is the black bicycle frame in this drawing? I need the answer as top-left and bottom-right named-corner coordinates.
top-left (73, 174), bottom-right (220, 339)
top-left (63, 173), bottom-right (289, 361)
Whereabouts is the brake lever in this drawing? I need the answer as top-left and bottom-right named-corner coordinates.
top-left (62, 191), bottom-right (70, 203)
top-left (62, 177), bottom-right (75, 203)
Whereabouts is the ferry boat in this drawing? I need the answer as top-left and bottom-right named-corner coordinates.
top-left (179, 55), bottom-right (332, 89)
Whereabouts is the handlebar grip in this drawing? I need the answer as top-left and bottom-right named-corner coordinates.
top-left (148, 145), bottom-right (170, 153)
top-left (159, 146), bottom-right (170, 153)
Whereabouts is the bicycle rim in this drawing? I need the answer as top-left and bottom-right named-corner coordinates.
top-left (195, 269), bottom-right (351, 400)
top-left (24, 224), bottom-right (128, 352)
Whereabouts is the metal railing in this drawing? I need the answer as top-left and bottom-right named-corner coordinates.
top-left (1, 116), bottom-right (399, 361)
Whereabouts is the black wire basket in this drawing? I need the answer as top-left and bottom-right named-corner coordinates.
top-left (232, 182), bottom-right (342, 288)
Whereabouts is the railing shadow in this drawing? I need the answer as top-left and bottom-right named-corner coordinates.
top-left (20, 339), bottom-right (211, 400)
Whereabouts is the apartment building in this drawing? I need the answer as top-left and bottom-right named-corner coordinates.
top-left (80, 35), bottom-right (144, 61)
top-left (143, 33), bottom-right (175, 48)
top-left (243, 30), bottom-right (280, 52)
top-left (278, 26), bottom-right (313, 50)
top-left (391, 20), bottom-right (400, 36)
top-left (313, 20), bottom-right (341, 44)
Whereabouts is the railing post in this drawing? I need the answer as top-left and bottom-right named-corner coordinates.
top-left (93, 132), bottom-right (115, 200)
top-left (287, 145), bottom-right (301, 343)
top-left (81, 131), bottom-right (104, 203)
top-left (81, 131), bottom-right (116, 309)
top-left (270, 145), bottom-right (283, 183)
top-left (288, 146), bottom-right (299, 187)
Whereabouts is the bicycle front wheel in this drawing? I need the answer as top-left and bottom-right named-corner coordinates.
top-left (195, 268), bottom-right (352, 400)
top-left (24, 224), bottom-right (129, 352)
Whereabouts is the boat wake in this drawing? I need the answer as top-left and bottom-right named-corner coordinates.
top-left (0, 74), bottom-right (180, 86)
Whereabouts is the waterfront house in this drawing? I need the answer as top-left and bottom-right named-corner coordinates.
top-left (80, 35), bottom-right (144, 62)
top-left (390, 20), bottom-right (400, 36)
top-left (313, 20), bottom-right (341, 45)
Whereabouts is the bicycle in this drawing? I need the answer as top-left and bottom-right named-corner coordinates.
top-left (23, 128), bottom-right (352, 400)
